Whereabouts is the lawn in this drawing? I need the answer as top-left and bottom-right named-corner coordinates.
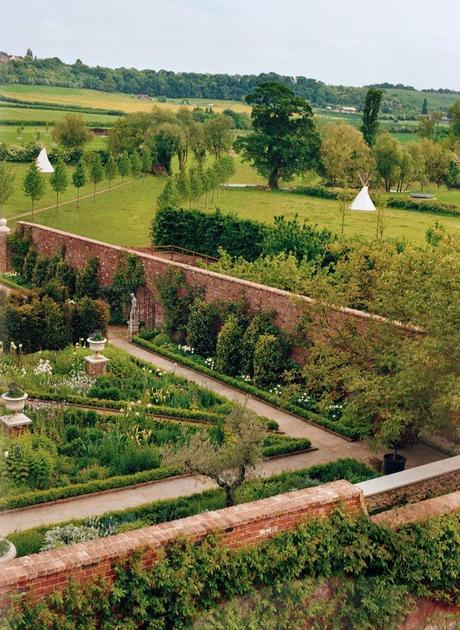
top-left (0, 105), bottom-right (118, 124)
top-left (7, 155), bottom-right (460, 247)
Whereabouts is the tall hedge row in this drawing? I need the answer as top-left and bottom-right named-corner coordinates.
top-left (152, 207), bottom-right (268, 261)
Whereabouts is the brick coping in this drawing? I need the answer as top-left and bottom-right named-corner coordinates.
top-left (0, 481), bottom-right (362, 588)
top-left (18, 222), bottom-right (421, 333)
top-left (356, 455), bottom-right (460, 497)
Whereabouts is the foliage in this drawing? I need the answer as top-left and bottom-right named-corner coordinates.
top-left (215, 314), bottom-right (242, 376)
top-left (261, 214), bottom-right (334, 262)
top-left (75, 256), bottom-right (100, 298)
top-left (320, 122), bottom-right (373, 186)
top-left (241, 311), bottom-right (279, 376)
top-left (386, 196), bottom-right (460, 216)
top-left (156, 268), bottom-right (198, 338)
top-left (49, 158), bottom-right (68, 208)
top-left (186, 297), bottom-right (222, 357)
top-left (8, 510), bottom-right (460, 627)
top-left (71, 160), bottom-right (86, 206)
top-left (51, 113), bottom-right (92, 149)
top-left (107, 252), bottom-right (145, 323)
top-left (361, 87), bottom-right (383, 146)
top-left (117, 151), bottom-right (131, 180)
top-left (87, 151), bottom-right (104, 200)
top-left (22, 161), bottom-right (45, 210)
top-left (236, 82), bottom-right (321, 189)
top-left (134, 334), bottom-right (359, 438)
top-left (253, 334), bottom-right (285, 388)
top-left (0, 160), bottom-right (15, 212)
top-left (164, 405), bottom-right (266, 506)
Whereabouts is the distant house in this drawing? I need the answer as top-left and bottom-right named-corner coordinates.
top-left (340, 106), bottom-right (357, 113)
top-left (0, 54), bottom-right (24, 63)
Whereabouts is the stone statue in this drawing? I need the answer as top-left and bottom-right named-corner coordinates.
top-left (128, 292), bottom-right (139, 338)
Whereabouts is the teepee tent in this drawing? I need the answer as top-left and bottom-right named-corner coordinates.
top-left (349, 184), bottom-right (375, 212)
top-left (36, 147), bottom-right (54, 173)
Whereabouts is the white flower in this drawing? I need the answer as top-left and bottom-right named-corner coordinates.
top-left (3, 451), bottom-right (8, 458)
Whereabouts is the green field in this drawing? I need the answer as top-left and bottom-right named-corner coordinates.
top-left (0, 84), bottom-right (251, 115)
top-left (4, 156), bottom-right (460, 248)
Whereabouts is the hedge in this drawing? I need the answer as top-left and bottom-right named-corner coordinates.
top-left (293, 185), bottom-right (340, 199)
top-left (0, 465), bottom-right (181, 511)
top-left (8, 459), bottom-right (377, 557)
top-left (386, 197), bottom-right (460, 217)
top-left (26, 390), bottom-right (228, 424)
top-left (152, 206), bottom-right (268, 261)
top-left (0, 95), bottom-right (123, 116)
top-left (263, 435), bottom-right (311, 457)
top-left (133, 335), bottom-right (360, 439)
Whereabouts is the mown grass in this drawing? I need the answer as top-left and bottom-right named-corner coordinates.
top-left (5, 157), bottom-right (460, 247)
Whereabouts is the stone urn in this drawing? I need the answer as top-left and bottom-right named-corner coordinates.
top-left (1, 392), bottom-right (28, 413)
top-left (0, 539), bottom-right (16, 563)
top-left (87, 337), bottom-right (107, 355)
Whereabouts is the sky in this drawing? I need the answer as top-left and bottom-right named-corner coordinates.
top-left (1, 0), bottom-right (459, 90)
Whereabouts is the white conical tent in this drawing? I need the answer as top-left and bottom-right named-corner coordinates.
top-left (349, 185), bottom-right (375, 212)
top-left (36, 147), bottom-right (54, 173)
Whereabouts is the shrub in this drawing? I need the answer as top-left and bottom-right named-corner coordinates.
top-left (156, 268), bottom-right (198, 338)
top-left (75, 257), bottom-right (100, 298)
top-left (186, 298), bottom-right (221, 357)
top-left (6, 227), bottom-right (33, 272)
top-left (253, 334), bottom-right (284, 388)
top-left (3, 435), bottom-right (56, 489)
top-left (215, 314), bottom-right (242, 376)
top-left (71, 297), bottom-right (109, 342)
top-left (293, 185), bottom-right (339, 199)
top-left (241, 311), bottom-right (278, 376)
top-left (114, 445), bottom-right (161, 475)
top-left (154, 332), bottom-right (170, 346)
top-left (386, 197), bottom-right (460, 217)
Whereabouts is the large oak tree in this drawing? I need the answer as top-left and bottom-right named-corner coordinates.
top-left (236, 82), bottom-right (321, 189)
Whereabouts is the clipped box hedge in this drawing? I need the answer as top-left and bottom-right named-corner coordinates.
top-left (133, 336), bottom-right (360, 440)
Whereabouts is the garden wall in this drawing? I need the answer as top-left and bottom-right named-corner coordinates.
top-left (16, 223), bottom-right (420, 358)
top-left (0, 481), bottom-right (363, 606)
top-left (357, 455), bottom-right (460, 511)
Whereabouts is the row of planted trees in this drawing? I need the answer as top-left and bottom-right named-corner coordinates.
top-left (157, 156), bottom-right (236, 212)
top-left (19, 148), bottom-right (153, 216)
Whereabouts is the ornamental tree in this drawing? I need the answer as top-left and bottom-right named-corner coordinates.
top-left (163, 405), bottom-right (266, 506)
top-left (105, 154), bottom-right (117, 192)
top-left (361, 88), bottom-right (383, 147)
top-left (72, 161), bottom-right (86, 208)
top-left (23, 162), bottom-right (45, 218)
top-left (49, 159), bottom-right (68, 211)
top-left (236, 82), bottom-right (321, 189)
top-left (0, 162), bottom-right (15, 213)
top-left (88, 153), bottom-right (104, 201)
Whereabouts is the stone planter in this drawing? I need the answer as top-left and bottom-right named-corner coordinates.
top-left (0, 539), bottom-right (17, 563)
top-left (87, 338), bottom-right (107, 354)
top-left (1, 392), bottom-right (28, 413)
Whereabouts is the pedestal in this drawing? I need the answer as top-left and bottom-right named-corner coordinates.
top-left (1, 413), bottom-right (32, 437)
top-left (0, 218), bottom-right (11, 273)
top-left (85, 354), bottom-right (109, 377)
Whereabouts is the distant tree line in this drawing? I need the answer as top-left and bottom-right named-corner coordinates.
top-left (1, 55), bottom-right (458, 115)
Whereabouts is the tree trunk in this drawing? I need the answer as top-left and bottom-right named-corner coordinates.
top-left (268, 169), bottom-right (279, 189)
top-left (93, 182), bottom-right (96, 202)
top-left (224, 486), bottom-right (235, 507)
top-left (76, 188), bottom-right (80, 208)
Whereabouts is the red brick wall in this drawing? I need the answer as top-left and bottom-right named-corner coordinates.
top-left (17, 223), bottom-right (420, 357)
top-left (0, 481), bottom-right (363, 607)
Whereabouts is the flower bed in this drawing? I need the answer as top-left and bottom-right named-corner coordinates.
top-left (133, 334), bottom-right (360, 439)
top-left (7, 458), bottom-right (377, 557)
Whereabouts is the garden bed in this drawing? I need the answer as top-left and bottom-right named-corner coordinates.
top-left (0, 406), bottom-right (309, 510)
top-left (133, 334), bottom-right (359, 440)
top-left (7, 458), bottom-right (378, 557)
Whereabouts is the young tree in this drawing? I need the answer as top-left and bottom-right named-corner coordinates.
top-left (88, 153), bottom-right (104, 201)
top-left (448, 99), bottom-right (460, 138)
top-left (23, 162), bottom-right (45, 218)
top-left (141, 150), bottom-right (152, 182)
top-left (72, 161), bottom-right (86, 208)
top-left (175, 169), bottom-right (191, 205)
top-left (49, 159), bottom-right (68, 211)
top-left (421, 98), bottom-right (428, 115)
top-left (236, 82), bottom-right (321, 189)
top-left (163, 405), bottom-right (266, 506)
top-left (105, 154), bottom-right (117, 193)
top-left (189, 167), bottom-right (203, 207)
top-left (361, 88), bottom-right (383, 147)
top-left (337, 192), bottom-right (352, 236)
top-left (204, 115), bottom-right (235, 159)
top-left (373, 132), bottom-right (402, 191)
top-left (118, 152), bottom-right (131, 182)
top-left (418, 112), bottom-right (443, 140)
top-left (52, 114), bottom-right (92, 149)
top-left (131, 150), bottom-right (142, 179)
top-left (0, 162), bottom-right (15, 214)
top-left (156, 179), bottom-right (180, 212)
top-left (320, 123), bottom-right (373, 187)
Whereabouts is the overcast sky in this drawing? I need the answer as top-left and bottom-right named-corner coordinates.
top-left (1, 0), bottom-right (459, 90)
